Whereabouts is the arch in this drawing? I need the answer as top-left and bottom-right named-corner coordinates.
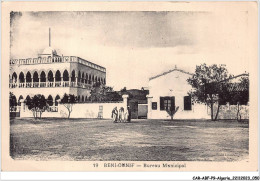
top-left (55, 95), bottom-right (60, 106)
top-left (89, 74), bottom-right (92, 83)
top-left (47, 95), bottom-right (53, 106)
top-left (14, 95), bottom-right (17, 103)
top-left (26, 72), bottom-right (32, 82)
top-left (19, 72), bottom-right (25, 83)
top-left (78, 71), bottom-right (81, 82)
top-left (63, 70), bottom-right (69, 81)
top-left (85, 96), bottom-right (88, 102)
top-left (33, 71), bottom-right (39, 82)
top-left (81, 72), bottom-right (85, 83)
top-left (18, 95), bottom-right (24, 100)
top-left (78, 95), bottom-right (80, 102)
top-left (41, 95), bottom-right (46, 100)
top-left (104, 78), bottom-right (106, 84)
top-left (40, 71), bottom-right (46, 82)
top-left (85, 73), bottom-right (89, 83)
top-left (71, 70), bottom-right (76, 82)
top-left (95, 76), bottom-right (97, 82)
top-left (10, 95), bottom-right (17, 107)
top-left (98, 77), bottom-right (100, 83)
top-left (48, 70), bottom-right (54, 82)
top-left (26, 95), bottom-right (30, 100)
top-left (25, 95), bottom-right (31, 104)
top-left (92, 75), bottom-right (94, 82)
top-left (55, 70), bottom-right (61, 82)
top-left (12, 72), bottom-right (17, 83)
top-left (18, 95), bottom-right (23, 106)
top-left (85, 74), bottom-right (89, 83)
top-left (82, 95), bottom-right (84, 102)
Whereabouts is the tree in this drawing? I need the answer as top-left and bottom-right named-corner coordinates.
top-left (120, 87), bottom-right (127, 92)
top-left (187, 64), bottom-right (232, 121)
top-left (9, 92), bottom-right (17, 111)
top-left (166, 106), bottom-right (179, 120)
top-left (60, 93), bottom-right (77, 119)
top-left (89, 83), bottom-right (121, 102)
top-left (233, 76), bottom-right (249, 121)
top-left (25, 94), bottom-right (47, 119)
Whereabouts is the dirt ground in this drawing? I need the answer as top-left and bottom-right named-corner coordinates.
top-left (10, 118), bottom-right (249, 161)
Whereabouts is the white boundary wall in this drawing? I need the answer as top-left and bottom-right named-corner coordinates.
top-left (59, 101), bottom-right (125, 119)
top-left (20, 95), bottom-right (128, 119)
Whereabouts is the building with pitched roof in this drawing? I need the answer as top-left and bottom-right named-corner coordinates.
top-left (147, 66), bottom-right (210, 119)
top-left (147, 66), bottom-right (249, 120)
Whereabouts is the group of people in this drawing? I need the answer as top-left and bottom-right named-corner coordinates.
top-left (111, 106), bottom-right (131, 123)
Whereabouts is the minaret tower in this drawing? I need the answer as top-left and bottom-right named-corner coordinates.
top-left (38, 28), bottom-right (58, 58)
top-left (49, 27), bottom-right (51, 47)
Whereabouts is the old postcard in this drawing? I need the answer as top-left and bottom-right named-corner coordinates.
top-left (1, 1), bottom-right (258, 171)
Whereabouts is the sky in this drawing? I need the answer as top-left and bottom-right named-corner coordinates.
top-left (10, 11), bottom-right (249, 90)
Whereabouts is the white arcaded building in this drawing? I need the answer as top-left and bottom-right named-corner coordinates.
top-left (9, 29), bottom-right (106, 110)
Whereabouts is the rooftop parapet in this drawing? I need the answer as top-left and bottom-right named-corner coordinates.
top-left (10, 56), bottom-right (106, 72)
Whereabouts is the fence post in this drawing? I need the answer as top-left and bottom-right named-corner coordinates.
top-left (146, 95), bottom-right (153, 119)
top-left (122, 94), bottom-right (129, 110)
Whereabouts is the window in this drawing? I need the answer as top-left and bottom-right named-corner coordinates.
top-left (160, 97), bottom-right (175, 111)
top-left (164, 99), bottom-right (171, 110)
top-left (184, 96), bottom-right (192, 110)
top-left (152, 102), bottom-right (157, 110)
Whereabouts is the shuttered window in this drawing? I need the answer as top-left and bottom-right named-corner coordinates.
top-left (160, 97), bottom-right (164, 110)
top-left (152, 102), bottom-right (157, 110)
top-left (160, 96), bottom-right (175, 111)
top-left (184, 96), bottom-right (192, 110)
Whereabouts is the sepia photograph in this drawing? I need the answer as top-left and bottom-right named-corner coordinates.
top-left (1, 1), bottom-right (258, 172)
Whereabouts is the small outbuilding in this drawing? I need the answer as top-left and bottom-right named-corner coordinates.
top-left (147, 67), bottom-right (210, 120)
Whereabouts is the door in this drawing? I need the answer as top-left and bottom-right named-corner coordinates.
top-left (138, 104), bottom-right (148, 119)
top-left (129, 101), bottom-right (138, 119)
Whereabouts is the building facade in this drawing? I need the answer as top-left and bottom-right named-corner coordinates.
top-left (147, 68), bottom-right (210, 119)
top-left (9, 46), bottom-right (106, 109)
top-left (146, 67), bottom-right (249, 120)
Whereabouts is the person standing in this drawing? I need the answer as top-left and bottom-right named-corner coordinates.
top-left (111, 107), bottom-right (118, 123)
top-left (126, 106), bottom-right (131, 122)
top-left (124, 107), bottom-right (129, 122)
top-left (119, 107), bottom-right (124, 122)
